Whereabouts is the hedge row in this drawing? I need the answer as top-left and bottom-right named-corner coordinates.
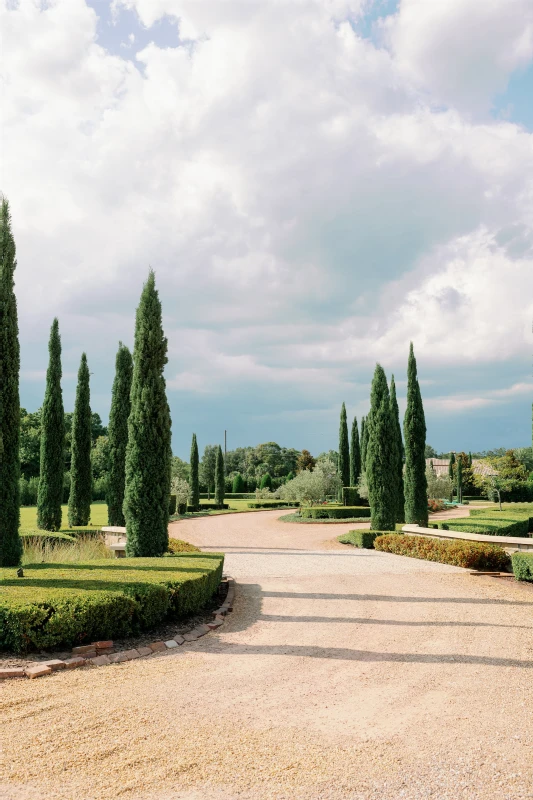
top-left (437, 513), bottom-right (529, 537)
top-left (469, 508), bottom-right (533, 532)
top-left (374, 533), bottom-right (510, 571)
top-left (247, 501), bottom-right (300, 509)
top-left (300, 506), bottom-right (372, 519)
top-left (202, 493), bottom-right (254, 500)
top-left (511, 553), bottom-right (533, 582)
top-left (338, 530), bottom-right (386, 549)
top-left (0, 554), bottom-right (224, 653)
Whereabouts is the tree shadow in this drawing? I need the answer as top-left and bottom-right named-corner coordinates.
top-left (261, 591), bottom-right (533, 606)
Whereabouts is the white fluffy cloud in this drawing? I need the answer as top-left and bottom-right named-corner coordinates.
top-left (2, 0), bottom-right (533, 450)
top-left (382, 0), bottom-right (533, 115)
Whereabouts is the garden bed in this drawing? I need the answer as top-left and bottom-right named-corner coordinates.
top-left (300, 506), bottom-right (372, 520)
top-left (0, 553), bottom-right (224, 654)
top-left (374, 533), bottom-right (510, 571)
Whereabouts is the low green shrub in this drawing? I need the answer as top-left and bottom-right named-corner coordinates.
top-left (374, 533), bottom-right (510, 571)
top-left (185, 503), bottom-right (230, 512)
top-left (169, 494), bottom-right (177, 515)
top-left (438, 514), bottom-right (529, 537)
top-left (511, 552), bottom-right (533, 582)
top-left (167, 539), bottom-right (201, 554)
top-left (247, 501), bottom-right (300, 509)
top-left (0, 554), bottom-right (224, 653)
top-left (469, 507), bottom-right (533, 532)
top-left (338, 530), bottom-right (385, 549)
top-left (279, 514), bottom-right (374, 524)
top-left (20, 530), bottom-right (76, 544)
top-left (300, 506), bottom-right (372, 519)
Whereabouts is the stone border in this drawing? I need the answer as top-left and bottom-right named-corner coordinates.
top-left (0, 577), bottom-right (235, 681)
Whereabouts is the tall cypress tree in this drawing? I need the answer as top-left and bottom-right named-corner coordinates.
top-left (124, 271), bottom-right (171, 556)
top-left (107, 342), bottom-right (132, 526)
top-left (68, 353), bottom-right (92, 526)
top-left (189, 433), bottom-right (200, 508)
top-left (350, 417), bottom-right (361, 487)
top-left (37, 319), bottom-right (65, 532)
top-left (390, 375), bottom-right (405, 524)
top-left (366, 365), bottom-right (396, 530)
top-left (360, 417), bottom-right (365, 466)
top-left (338, 402), bottom-right (350, 498)
top-left (403, 343), bottom-right (428, 526)
top-left (456, 457), bottom-right (463, 504)
top-left (0, 197), bottom-right (22, 565)
top-left (361, 415), bottom-right (370, 469)
top-left (468, 451), bottom-right (473, 468)
top-left (215, 445), bottom-right (225, 506)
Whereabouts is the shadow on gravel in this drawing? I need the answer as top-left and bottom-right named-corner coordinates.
top-left (218, 643), bottom-right (533, 669)
top-left (258, 614), bottom-right (530, 629)
top-left (262, 591), bottom-right (533, 606)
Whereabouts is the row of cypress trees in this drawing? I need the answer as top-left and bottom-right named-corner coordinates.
top-left (337, 343), bottom-right (427, 530)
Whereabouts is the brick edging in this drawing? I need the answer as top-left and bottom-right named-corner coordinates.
top-left (0, 576), bottom-right (235, 681)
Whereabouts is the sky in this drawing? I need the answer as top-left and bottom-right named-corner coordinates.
top-left (2, 0), bottom-right (533, 459)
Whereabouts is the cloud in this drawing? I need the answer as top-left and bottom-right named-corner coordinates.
top-left (2, 0), bottom-right (533, 454)
top-left (381, 0), bottom-right (533, 115)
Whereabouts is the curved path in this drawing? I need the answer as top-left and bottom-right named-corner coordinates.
top-left (2, 511), bottom-right (533, 800)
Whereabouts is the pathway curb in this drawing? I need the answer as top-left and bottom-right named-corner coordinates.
top-left (0, 577), bottom-right (235, 682)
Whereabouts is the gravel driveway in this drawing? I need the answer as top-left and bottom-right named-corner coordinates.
top-left (2, 510), bottom-right (533, 800)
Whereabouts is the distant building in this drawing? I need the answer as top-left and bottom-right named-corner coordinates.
top-left (425, 458), bottom-right (497, 478)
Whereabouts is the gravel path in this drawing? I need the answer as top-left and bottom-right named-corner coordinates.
top-left (2, 510), bottom-right (533, 800)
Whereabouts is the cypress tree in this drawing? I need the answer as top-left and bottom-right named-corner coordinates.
top-left (350, 417), bottom-right (361, 487)
top-left (338, 403), bottom-right (350, 497)
top-left (124, 271), bottom-right (171, 557)
top-left (448, 452), bottom-right (455, 479)
top-left (468, 451), bottom-right (473, 468)
top-left (37, 319), bottom-right (65, 532)
top-left (107, 342), bottom-right (132, 526)
top-left (0, 197), bottom-right (22, 565)
top-left (366, 365), bottom-right (396, 530)
top-left (189, 433), bottom-right (200, 508)
top-left (260, 472), bottom-right (272, 490)
top-left (403, 343), bottom-right (428, 526)
top-left (68, 353), bottom-right (92, 526)
top-left (232, 472), bottom-right (245, 493)
top-left (361, 415), bottom-right (370, 469)
top-left (215, 445), bottom-right (225, 505)
top-left (390, 375), bottom-right (405, 524)
top-left (457, 457), bottom-right (463, 504)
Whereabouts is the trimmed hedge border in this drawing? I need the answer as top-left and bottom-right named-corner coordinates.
top-left (374, 533), bottom-right (510, 571)
top-left (300, 506), bottom-right (372, 519)
top-left (338, 530), bottom-right (387, 549)
top-left (279, 514), bottom-right (373, 524)
top-left (511, 553), bottom-right (533, 582)
top-left (0, 576), bottom-right (236, 681)
top-left (247, 501), bottom-right (300, 509)
top-left (438, 514), bottom-right (529, 538)
top-left (0, 554), bottom-right (224, 654)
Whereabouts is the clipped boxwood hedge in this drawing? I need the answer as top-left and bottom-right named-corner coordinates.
top-left (247, 501), bottom-right (300, 509)
top-left (300, 506), bottom-right (372, 519)
top-left (438, 514), bottom-right (529, 537)
top-left (511, 552), bottom-right (533, 582)
top-left (0, 553), bottom-right (224, 654)
top-left (338, 530), bottom-right (389, 549)
top-left (20, 530), bottom-right (76, 544)
top-left (374, 533), bottom-right (510, 571)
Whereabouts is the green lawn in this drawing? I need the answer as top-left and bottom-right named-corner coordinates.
top-left (19, 502), bottom-right (108, 533)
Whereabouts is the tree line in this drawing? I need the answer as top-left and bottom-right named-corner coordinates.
top-left (336, 344), bottom-right (428, 530)
top-left (0, 198), bottom-right (171, 563)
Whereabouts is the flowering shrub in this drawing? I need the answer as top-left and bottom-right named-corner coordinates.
top-left (374, 533), bottom-right (510, 571)
top-left (428, 499), bottom-right (445, 513)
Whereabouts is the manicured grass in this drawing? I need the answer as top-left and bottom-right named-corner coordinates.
top-left (0, 553), bottom-right (224, 653)
top-left (19, 503), bottom-right (108, 534)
